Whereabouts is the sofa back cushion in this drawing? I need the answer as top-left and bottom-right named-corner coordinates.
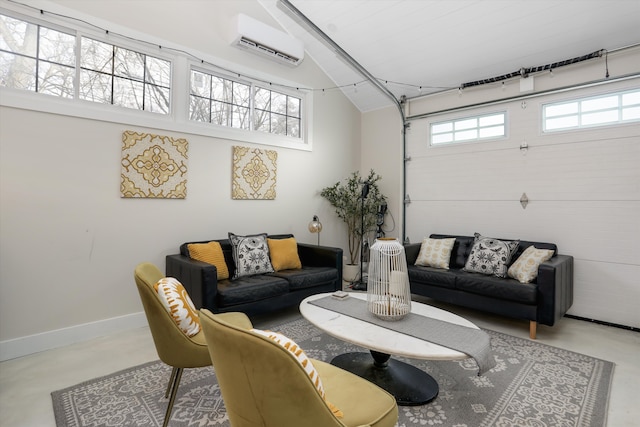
top-left (180, 234), bottom-right (295, 280)
top-left (429, 234), bottom-right (557, 271)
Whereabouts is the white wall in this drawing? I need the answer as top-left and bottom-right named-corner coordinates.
top-left (0, 0), bottom-right (361, 359)
top-left (364, 47), bottom-right (640, 328)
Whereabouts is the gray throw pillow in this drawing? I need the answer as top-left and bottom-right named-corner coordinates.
top-left (463, 233), bottom-right (520, 278)
top-left (228, 232), bottom-right (274, 279)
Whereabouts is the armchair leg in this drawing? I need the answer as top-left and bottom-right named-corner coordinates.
top-left (165, 367), bottom-right (178, 398)
top-left (529, 321), bottom-right (537, 339)
top-left (163, 367), bottom-right (183, 427)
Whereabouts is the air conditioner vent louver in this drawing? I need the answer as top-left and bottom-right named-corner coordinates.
top-left (230, 14), bottom-right (304, 67)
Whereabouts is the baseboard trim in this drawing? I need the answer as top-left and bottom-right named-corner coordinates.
top-left (565, 314), bottom-right (639, 333)
top-left (0, 312), bottom-right (148, 362)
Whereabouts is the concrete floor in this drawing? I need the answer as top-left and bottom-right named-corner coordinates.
top-left (1, 297), bottom-right (638, 426)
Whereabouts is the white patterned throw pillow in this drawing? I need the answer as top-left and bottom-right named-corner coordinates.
top-left (415, 237), bottom-right (456, 269)
top-left (154, 277), bottom-right (201, 337)
top-left (508, 245), bottom-right (554, 283)
top-left (463, 233), bottom-right (520, 278)
top-left (228, 232), bottom-right (274, 279)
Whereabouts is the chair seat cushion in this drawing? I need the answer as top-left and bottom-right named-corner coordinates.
top-left (270, 266), bottom-right (339, 291)
top-left (217, 275), bottom-right (288, 307)
top-left (314, 359), bottom-right (398, 427)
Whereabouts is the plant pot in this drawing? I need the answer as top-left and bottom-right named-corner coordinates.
top-left (343, 263), bottom-right (360, 282)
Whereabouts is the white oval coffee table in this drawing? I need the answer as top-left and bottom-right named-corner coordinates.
top-left (300, 292), bottom-right (479, 405)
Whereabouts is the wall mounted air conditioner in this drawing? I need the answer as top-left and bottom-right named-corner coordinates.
top-left (230, 13), bottom-right (304, 67)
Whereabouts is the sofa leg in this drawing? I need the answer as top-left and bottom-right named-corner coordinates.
top-left (529, 321), bottom-right (537, 339)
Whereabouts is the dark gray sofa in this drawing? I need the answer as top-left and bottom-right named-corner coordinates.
top-left (166, 234), bottom-right (342, 316)
top-left (405, 234), bottom-right (574, 339)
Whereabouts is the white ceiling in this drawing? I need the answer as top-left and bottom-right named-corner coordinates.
top-left (258, 0), bottom-right (640, 112)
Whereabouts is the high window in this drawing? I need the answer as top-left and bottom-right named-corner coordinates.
top-left (430, 112), bottom-right (506, 145)
top-left (189, 68), bottom-right (302, 138)
top-left (543, 89), bottom-right (640, 132)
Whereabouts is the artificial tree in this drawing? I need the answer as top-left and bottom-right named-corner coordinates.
top-left (320, 169), bottom-right (387, 268)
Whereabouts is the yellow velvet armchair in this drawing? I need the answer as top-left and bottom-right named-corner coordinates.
top-left (134, 262), bottom-right (252, 427)
top-left (199, 308), bottom-right (399, 427)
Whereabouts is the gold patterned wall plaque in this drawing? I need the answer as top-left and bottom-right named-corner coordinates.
top-left (121, 131), bottom-right (188, 198)
top-left (232, 146), bottom-right (277, 200)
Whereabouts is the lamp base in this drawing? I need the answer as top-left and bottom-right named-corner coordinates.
top-left (351, 280), bottom-right (367, 291)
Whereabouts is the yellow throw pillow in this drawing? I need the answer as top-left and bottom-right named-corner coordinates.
top-left (507, 245), bottom-right (554, 283)
top-left (154, 277), bottom-right (201, 337)
top-left (251, 329), bottom-right (343, 418)
top-left (187, 241), bottom-right (230, 280)
top-left (415, 237), bottom-right (456, 269)
top-left (267, 237), bottom-right (302, 271)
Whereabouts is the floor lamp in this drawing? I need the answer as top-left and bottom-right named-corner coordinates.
top-left (352, 181), bottom-right (369, 291)
top-left (308, 215), bottom-right (322, 245)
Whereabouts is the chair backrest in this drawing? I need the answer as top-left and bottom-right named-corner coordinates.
top-left (199, 309), bottom-right (345, 427)
top-left (134, 262), bottom-right (209, 368)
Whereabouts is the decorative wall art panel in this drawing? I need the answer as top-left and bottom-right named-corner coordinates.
top-left (232, 146), bottom-right (277, 200)
top-left (121, 131), bottom-right (188, 199)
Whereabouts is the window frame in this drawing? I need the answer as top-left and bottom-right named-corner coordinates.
top-left (429, 111), bottom-right (507, 146)
top-left (542, 88), bottom-right (640, 133)
top-left (0, 6), bottom-right (312, 151)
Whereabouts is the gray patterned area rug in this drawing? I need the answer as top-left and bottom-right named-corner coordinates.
top-left (52, 317), bottom-right (613, 427)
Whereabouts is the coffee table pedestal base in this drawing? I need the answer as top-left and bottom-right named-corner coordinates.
top-left (331, 351), bottom-right (438, 406)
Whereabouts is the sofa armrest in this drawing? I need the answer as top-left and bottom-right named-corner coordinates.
top-left (404, 243), bottom-right (421, 265)
top-left (165, 254), bottom-right (219, 311)
top-left (297, 243), bottom-right (343, 276)
top-left (536, 254), bottom-right (574, 326)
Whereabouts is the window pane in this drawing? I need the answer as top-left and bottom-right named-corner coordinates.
top-left (114, 47), bottom-right (144, 81)
top-left (479, 125), bottom-right (504, 138)
top-left (622, 91), bottom-right (640, 106)
top-left (81, 38), bottom-right (112, 72)
top-left (272, 92), bottom-right (287, 114)
top-left (546, 102), bottom-right (577, 117)
top-left (113, 76), bottom-right (143, 109)
top-left (79, 69), bottom-right (111, 103)
top-left (145, 84), bottom-right (169, 114)
top-left (189, 96), bottom-right (210, 122)
top-left (479, 114), bottom-right (504, 126)
top-left (0, 51), bottom-right (36, 90)
top-left (271, 113), bottom-right (286, 135)
top-left (190, 70), bottom-right (210, 96)
top-left (146, 56), bottom-right (170, 87)
top-left (622, 106), bottom-right (640, 121)
top-left (232, 82), bottom-right (250, 107)
top-left (211, 77), bottom-right (232, 102)
top-left (231, 105), bottom-right (249, 129)
top-left (455, 118), bottom-right (476, 130)
top-left (211, 100), bottom-right (230, 126)
top-left (0, 15), bottom-right (37, 56)
top-left (581, 95), bottom-right (617, 112)
top-left (432, 122), bottom-right (452, 133)
top-left (254, 109), bottom-right (270, 132)
top-left (38, 62), bottom-right (74, 98)
top-left (455, 129), bottom-right (477, 141)
top-left (287, 117), bottom-right (300, 137)
top-left (432, 133), bottom-right (453, 144)
top-left (581, 110), bottom-right (618, 126)
top-left (39, 27), bottom-right (75, 66)
top-left (546, 116), bottom-right (578, 130)
top-left (287, 96), bottom-right (300, 117)
top-left (255, 87), bottom-right (270, 110)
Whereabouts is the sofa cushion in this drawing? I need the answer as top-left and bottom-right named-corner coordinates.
top-left (455, 273), bottom-right (537, 304)
top-left (267, 237), bottom-right (302, 271)
top-left (154, 277), bottom-right (201, 337)
top-left (271, 266), bottom-right (339, 291)
top-left (415, 237), bottom-right (456, 269)
top-left (508, 245), bottom-right (555, 283)
top-left (407, 265), bottom-right (457, 289)
top-left (187, 241), bottom-right (230, 280)
top-left (463, 233), bottom-right (520, 278)
top-left (216, 275), bottom-right (288, 307)
top-left (228, 232), bottom-right (274, 279)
